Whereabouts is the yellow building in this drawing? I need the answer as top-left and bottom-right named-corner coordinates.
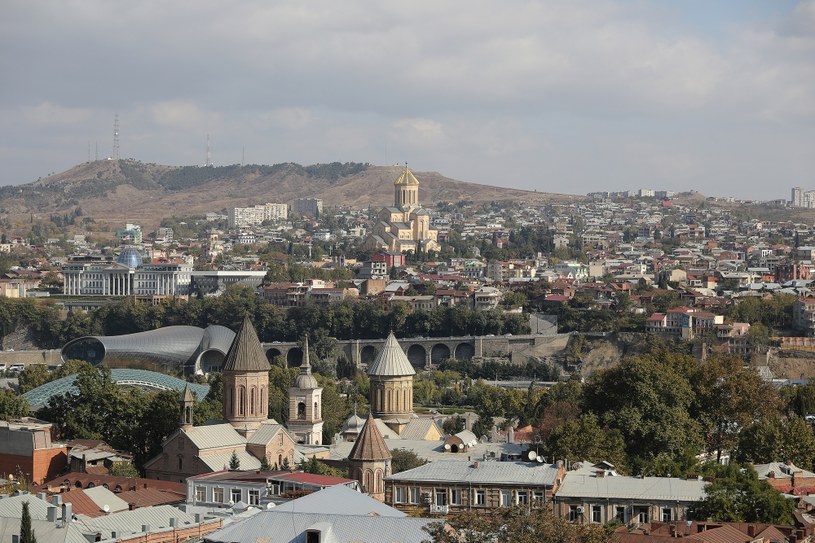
top-left (366, 166), bottom-right (439, 253)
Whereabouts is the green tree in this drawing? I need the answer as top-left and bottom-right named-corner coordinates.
top-left (391, 448), bottom-right (427, 474)
top-left (691, 355), bottom-right (780, 461)
top-left (20, 501), bottom-right (37, 543)
top-left (260, 456), bottom-right (272, 471)
top-left (301, 457), bottom-right (343, 477)
top-left (17, 364), bottom-right (51, 393)
top-left (688, 462), bottom-right (794, 524)
top-left (0, 389), bottom-right (30, 420)
top-left (108, 461), bottom-right (140, 478)
top-left (544, 413), bottom-right (627, 472)
top-left (424, 506), bottom-right (613, 543)
top-left (229, 450), bottom-right (240, 470)
top-left (583, 354), bottom-right (703, 468)
top-left (736, 416), bottom-right (815, 470)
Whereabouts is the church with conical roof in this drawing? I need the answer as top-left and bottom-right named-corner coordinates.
top-left (364, 165), bottom-right (439, 253)
top-left (145, 315), bottom-right (298, 481)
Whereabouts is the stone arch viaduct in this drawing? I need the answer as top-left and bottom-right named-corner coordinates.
top-left (262, 333), bottom-right (569, 371)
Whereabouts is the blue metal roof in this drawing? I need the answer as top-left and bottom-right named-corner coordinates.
top-left (22, 368), bottom-right (210, 409)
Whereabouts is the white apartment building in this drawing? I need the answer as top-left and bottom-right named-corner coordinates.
top-left (228, 203), bottom-right (288, 228)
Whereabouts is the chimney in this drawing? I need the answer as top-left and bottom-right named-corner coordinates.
top-left (111, 532), bottom-right (117, 539)
top-left (37, 492), bottom-right (47, 501)
top-left (747, 525), bottom-right (756, 537)
top-left (62, 502), bottom-right (72, 522)
top-left (51, 495), bottom-right (62, 507)
top-left (141, 525), bottom-right (151, 533)
top-left (194, 513), bottom-right (201, 523)
top-left (472, 461), bottom-right (480, 469)
top-left (47, 506), bottom-right (57, 523)
top-left (169, 518), bottom-right (176, 528)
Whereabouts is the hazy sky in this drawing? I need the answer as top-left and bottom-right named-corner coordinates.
top-left (1, 1), bottom-right (813, 200)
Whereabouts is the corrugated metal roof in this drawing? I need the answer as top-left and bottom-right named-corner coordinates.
top-left (386, 460), bottom-right (560, 486)
top-left (557, 473), bottom-right (706, 501)
top-left (78, 504), bottom-right (206, 538)
top-left (222, 315), bottom-right (270, 373)
top-left (0, 518), bottom-right (89, 543)
top-left (80, 486), bottom-right (129, 514)
top-left (272, 485), bottom-right (404, 516)
top-left (246, 422), bottom-right (286, 445)
top-left (205, 510), bottom-right (435, 543)
top-left (398, 418), bottom-right (441, 441)
top-left (0, 494), bottom-right (53, 520)
top-left (367, 333), bottom-right (415, 377)
top-left (186, 423), bottom-right (246, 450)
top-left (199, 450), bottom-right (261, 472)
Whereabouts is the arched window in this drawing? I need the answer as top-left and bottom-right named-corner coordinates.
top-left (364, 469), bottom-right (373, 493)
top-left (250, 387), bottom-right (256, 415)
top-left (225, 388), bottom-right (232, 416)
top-left (314, 401), bottom-right (319, 420)
top-left (260, 387), bottom-right (266, 414)
top-left (297, 402), bottom-right (306, 420)
top-left (239, 386), bottom-right (246, 415)
top-left (375, 468), bottom-right (384, 493)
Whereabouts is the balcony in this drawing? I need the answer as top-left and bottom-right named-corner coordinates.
top-left (430, 504), bottom-right (450, 514)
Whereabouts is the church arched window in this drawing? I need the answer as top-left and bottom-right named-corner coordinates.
top-left (239, 386), bottom-right (246, 416)
top-left (297, 402), bottom-right (306, 420)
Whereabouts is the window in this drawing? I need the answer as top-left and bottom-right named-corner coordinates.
top-left (395, 486), bottom-right (406, 504)
top-left (473, 490), bottom-right (485, 506)
top-left (195, 486), bottom-right (206, 502)
top-left (533, 491), bottom-right (544, 505)
top-left (450, 488), bottom-right (461, 506)
top-left (636, 507), bottom-right (649, 524)
top-left (662, 508), bottom-right (672, 522)
top-left (178, 457), bottom-right (183, 470)
top-left (231, 488), bottom-right (242, 504)
top-left (500, 490), bottom-right (512, 507)
top-left (409, 487), bottom-right (420, 505)
top-left (248, 490), bottom-right (260, 506)
top-left (435, 488), bottom-right (447, 506)
top-left (569, 505), bottom-right (580, 522)
top-left (517, 491), bottom-right (528, 505)
top-left (213, 487), bottom-right (224, 503)
top-left (615, 506), bottom-right (626, 523)
top-left (592, 504), bottom-right (602, 524)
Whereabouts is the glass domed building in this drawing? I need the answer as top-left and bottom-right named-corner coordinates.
top-left (116, 246), bottom-right (143, 269)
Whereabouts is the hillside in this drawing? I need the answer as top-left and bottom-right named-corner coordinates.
top-left (0, 160), bottom-right (580, 233)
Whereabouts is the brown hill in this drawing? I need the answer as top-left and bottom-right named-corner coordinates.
top-left (0, 160), bottom-right (580, 232)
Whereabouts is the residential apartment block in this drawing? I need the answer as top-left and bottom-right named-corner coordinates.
top-left (228, 203), bottom-right (288, 228)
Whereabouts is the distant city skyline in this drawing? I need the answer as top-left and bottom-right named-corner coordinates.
top-left (0, 0), bottom-right (812, 200)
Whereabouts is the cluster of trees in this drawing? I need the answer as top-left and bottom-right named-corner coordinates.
top-left (39, 287), bottom-right (529, 354)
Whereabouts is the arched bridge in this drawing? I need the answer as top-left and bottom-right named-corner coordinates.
top-left (263, 333), bottom-right (569, 370)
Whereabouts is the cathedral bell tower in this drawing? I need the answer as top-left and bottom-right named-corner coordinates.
top-left (287, 337), bottom-right (323, 445)
top-left (222, 315), bottom-right (270, 438)
top-left (180, 384), bottom-right (195, 431)
top-left (393, 164), bottom-right (420, 212)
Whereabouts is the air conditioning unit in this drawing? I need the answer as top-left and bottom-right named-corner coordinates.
top-left (576, 506), bottom-right (585, 514)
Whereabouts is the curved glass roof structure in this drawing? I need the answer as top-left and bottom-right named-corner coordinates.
top-left (22, 368), bottom-right (210, 409)
top-left (116, 247), bottom-right (143, 268)
top-left (61, 325), bottom-right (236, 374)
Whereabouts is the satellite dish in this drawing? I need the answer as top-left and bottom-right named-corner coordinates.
top-left (537, 457), bottom-right (543, 463)
top-left (444, 444), bottom-right (451, 450)
top-left (103, 504), bottom-right (110, 513)
top-left (266, 502), bottom-right (276, 509)
top-left (527, 451), bottom-right (537, 461)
